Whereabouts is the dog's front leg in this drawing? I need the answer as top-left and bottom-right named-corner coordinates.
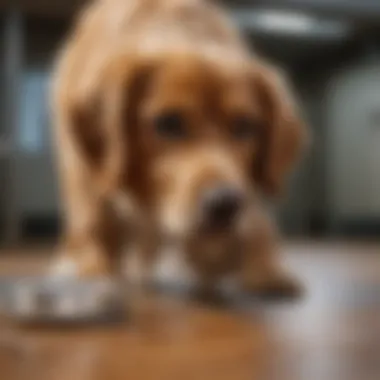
top-left (52, 198), bottom-right (126, 279)
top-left (238, 213), bottom-right (303, 299)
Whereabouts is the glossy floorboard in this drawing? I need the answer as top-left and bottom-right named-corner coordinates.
top-left (0, 242), bottom-right (379, 380)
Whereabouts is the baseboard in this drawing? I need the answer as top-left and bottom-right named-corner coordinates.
top-left (337, 218), bottom-right (380, 238)
top-left (3, 215), bottom-right (380, 242)
top-left (21, 214), bottom-right (62, 240)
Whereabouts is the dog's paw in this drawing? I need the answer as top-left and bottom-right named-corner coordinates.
top-left (241, 273), bottom-right (304, 301)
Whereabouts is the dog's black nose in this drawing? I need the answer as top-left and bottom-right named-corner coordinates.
top-left (201, 186), bottom-right (243, 229)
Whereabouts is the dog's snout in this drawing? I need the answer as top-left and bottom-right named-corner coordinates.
top-left (201, 186), bottom-right (243, 228)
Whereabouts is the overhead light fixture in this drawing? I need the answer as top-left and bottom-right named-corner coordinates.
top-left (234, 9), bottom-right (351, 39)
top-left (252, 10), bottom-right (316, 33)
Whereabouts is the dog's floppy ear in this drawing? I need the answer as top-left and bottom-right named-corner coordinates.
top-left (67, 56), bottom-right (155, 196)
top-left (253, 62), bottom-right (310, 196)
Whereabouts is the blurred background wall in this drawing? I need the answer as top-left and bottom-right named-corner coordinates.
top-left (0, 0), bottom-right (380, 245)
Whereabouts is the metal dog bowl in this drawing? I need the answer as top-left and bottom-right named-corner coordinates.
top-left (0, 276), bottom-right (127, 325)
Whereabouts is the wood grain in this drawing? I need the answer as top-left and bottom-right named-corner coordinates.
top-left (0, 242), bottom-right (379, 380)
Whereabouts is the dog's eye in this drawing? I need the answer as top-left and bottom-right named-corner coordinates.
top-left (154, 112), bottom-right (187, 139)
top-left (231, 116), bottom-right (260, 139)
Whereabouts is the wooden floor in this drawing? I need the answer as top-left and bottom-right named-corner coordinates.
top-left (0, 242), bottom-right (380, 380)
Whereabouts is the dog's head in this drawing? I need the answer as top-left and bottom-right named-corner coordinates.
top-left (73, 52), bottom-right (308, 237)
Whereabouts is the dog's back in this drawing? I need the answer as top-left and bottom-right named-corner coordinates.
top-left (54, 0), bottom-right (249, 96)
top-left (76, 0), bottom-right (245, 50)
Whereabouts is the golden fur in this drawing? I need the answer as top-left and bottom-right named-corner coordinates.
top-left (51, 0), bottom-right (308, 296)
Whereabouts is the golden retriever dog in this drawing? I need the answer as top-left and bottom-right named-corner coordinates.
top-left (50, 0), bottom-right (308, 299)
